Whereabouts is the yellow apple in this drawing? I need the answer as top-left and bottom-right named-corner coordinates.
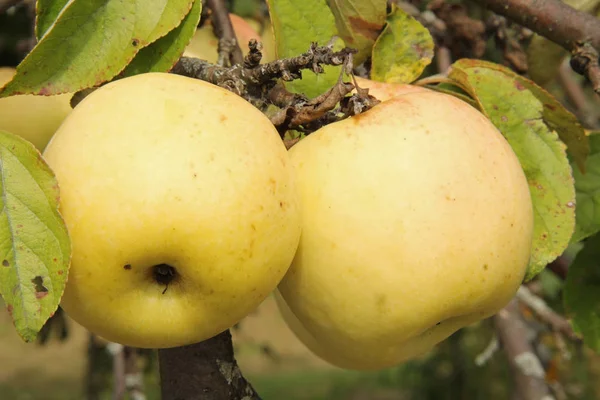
top-left (43, 72), bottom-right (301, 348)
top-left (184, 14), bottom-right (261, 62)
top-left (276, 90), bottom-right (534, 370)
top-left (0, 67), bottom-right (72, 151)
top-left (352, 76), bottom-right (429, 102)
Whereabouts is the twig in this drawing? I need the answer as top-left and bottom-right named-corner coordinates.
top-left (172, 41), bottom-right (377, 133)
top-left (85, 334), bottom-right (112, 400)
top-left (158, 330), bottom-right (261, 400)
top-left (206, 0), bottom-right (244, 66)
top-left (435, 46), bottom-right (452, 73)
top-left (0, 0), bottom-right (21, 14)
top-left (557, 61), bottom-right (599, 129)
top-left (124, 348), bottom-right (146, 400)
top-left (107, 342), bottom-right (126, 400)
top-left (494, 299), bottom-right (555, 400)
top-left (474, 334), bottom-right (500, 366)
top-left (516, 286), bottom-right (581, 342)
top-left (478, 0), bottom-right (600, 93)
top-left (430, 0), bottom-right (487, 59)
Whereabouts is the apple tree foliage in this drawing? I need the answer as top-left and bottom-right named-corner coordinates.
top-left (0, 0), bottom-right (599, 354)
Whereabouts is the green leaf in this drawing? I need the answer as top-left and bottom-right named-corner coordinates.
top-left (455, 60), bottom-right (590, 172)
top-left (0, 130), bottom-right (70, 342)
top-left (564, 233), bottom-right (600, 351)
top-left (448, 59), bottom-right (575, 281)
top-left (326, 0), bottom-right (387, 65)
top-left (1, 0), bottom-right (195, 97)
top-left (370, 6), bottom-right (434, 84)
top-left (454, 59), bottom-right (589, 173)
top-left (571, 132), bottom-right (600, 243)
top-left (266, 0), bottom-right (344, 98)
top-left (120, 0), bottom-right (202, 77)
top-left (526, 37), bottom-right (567, 86)
top-left (35, 0), bottom-right (70, 40)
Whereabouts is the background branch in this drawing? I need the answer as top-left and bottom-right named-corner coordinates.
top-left (206, 0), bottom-right (244, 66)
top-left (494, 299), bottom-right (555, 400)
top-left (516, 286), bottom-right (580, 342)
top-left (0, 0), bottom-right (21, 14)
top-left (477, 0), bottom-right (600, 92)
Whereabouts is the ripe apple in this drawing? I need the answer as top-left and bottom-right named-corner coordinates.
top-left (276, 90), bottom-right (534, 370)
top-left (43, 72), bottom-right (301, 348)
top-left (352, 76), bottom-right (428, 102)
top-left (0, 67), bottom-right (72, 151)
top-left (184, 14), bottom-right (261, 62)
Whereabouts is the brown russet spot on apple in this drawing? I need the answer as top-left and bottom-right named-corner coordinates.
top-left (375, 294), bottom-right (387, 312)
top-left (2, 259), bottom-right (8, 266)
top-left (123, 264), bottom-right (132, 270)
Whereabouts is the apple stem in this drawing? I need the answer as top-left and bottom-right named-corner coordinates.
top-left (158, 329), bottom-right (262, 400)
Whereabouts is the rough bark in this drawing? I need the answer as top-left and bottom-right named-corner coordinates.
top-left (158, 330), bottom-right (261, 400)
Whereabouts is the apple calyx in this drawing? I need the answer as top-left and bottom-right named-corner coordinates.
top-left (152, 264), bottom-right (177, 294)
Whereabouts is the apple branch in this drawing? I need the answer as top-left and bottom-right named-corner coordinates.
top-left (124, 348), bottom-right (147, 400)
top-left (158, 330), bottom-right (261, 400)
top-left (205, 0), bottom-right (244, 66)
top-left (494, 299), bottom-right (555, 400)
top-left (476, 0), bottom-right (600, 94)
top-left (516, 286), bottom-right (580, 342)
top-left (172, 41), bottom-right (379, 135)
top-left (0, 0), bottom-right (21, 14)
top-left (107, 343), bottom-right (127, 400)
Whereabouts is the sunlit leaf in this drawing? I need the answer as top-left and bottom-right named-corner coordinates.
top-left (326, 0), bottom-right (386, 65)
top-left (120, 0), bottom-right (202, 77)
top-left (1, 0), bottom-right (195, 97)
top-left (35, 0), bottom-right (70, 40)
top-left (0, 130), bottom-right (70, 342)
top-left (371, 6), bottom-right (433, 84)
top-left (266, 0), bottom-right (344, 98)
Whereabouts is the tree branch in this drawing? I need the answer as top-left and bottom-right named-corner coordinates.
top-left (206, 0), bottom-right (244, 66)
top-left (125, 348), bottom-right (146, 400)
top-left (494, 299), bottom-right (555, 400)
top-left (172, 42), bottom-right (378, 134)
top-left (516, 286), bottom-right (581, 342)
top-left (107, 343), bottom-right (126, 400)
top-left (477, 0), bottom-right (600, 93)
top-left (0, 0), bottom-right (21, 14)
top-left (158, 330), bottom-right (261, 400)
